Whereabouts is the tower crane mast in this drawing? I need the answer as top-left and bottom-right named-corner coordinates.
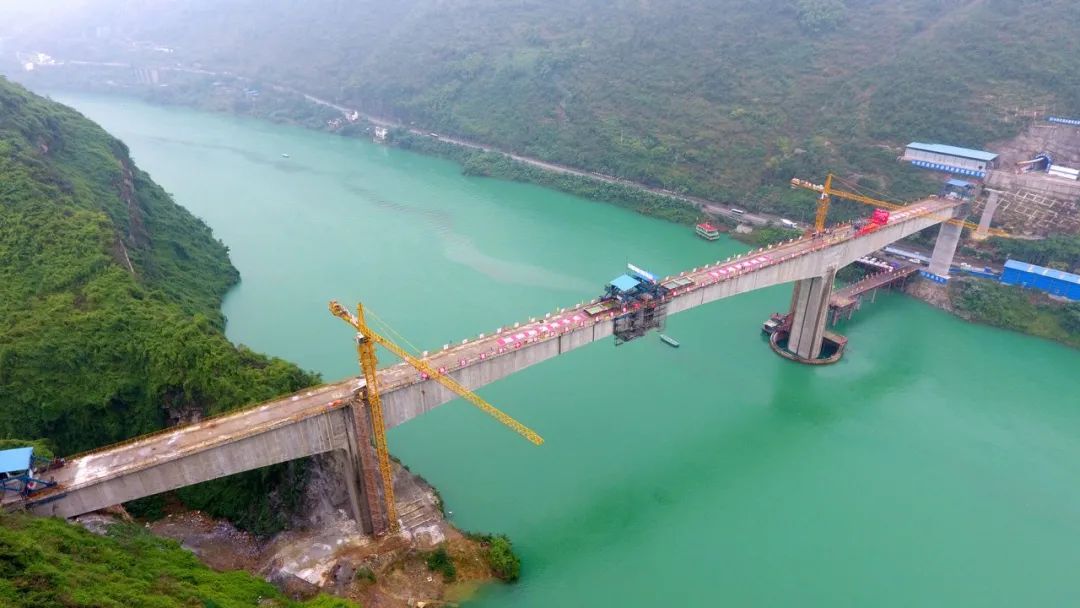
top-left (329, 300), bottom-right (543, 534)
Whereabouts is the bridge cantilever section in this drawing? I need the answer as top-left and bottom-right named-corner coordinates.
top-left (18, 197), bottom-right (961, 522)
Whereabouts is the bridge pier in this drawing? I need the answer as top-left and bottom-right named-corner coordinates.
top-left (344, 399), bottom-right (390, 536)
top-left (975, 191), bottom-right (1001, 240)
top-left (787, 267), bottom-right (837, 360)
top-left (927, 222), bottom-right (964, 280)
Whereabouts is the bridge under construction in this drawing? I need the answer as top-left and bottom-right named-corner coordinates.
top-left (8, 196), bottom-right (966, 535)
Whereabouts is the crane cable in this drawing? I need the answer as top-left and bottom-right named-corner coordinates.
top-left (364, 306), bottom-right (424, 357)
top-left (832, 175), bottom-right (909, 206)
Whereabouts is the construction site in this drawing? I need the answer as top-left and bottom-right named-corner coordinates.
top-left (977, 116), bottom-right (1080, 236)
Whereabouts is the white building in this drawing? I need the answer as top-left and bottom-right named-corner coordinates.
top-left (903, 142), bottom-right (998, 178)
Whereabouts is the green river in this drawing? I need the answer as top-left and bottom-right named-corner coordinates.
top-left (55, 93), bottom-right (1080, 606)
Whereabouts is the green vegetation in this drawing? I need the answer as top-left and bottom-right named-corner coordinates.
top-left (835, 264), bottom-right (869, 285)
top-left (12, 0), bottom-right (1080, 216)
top-left (466, 533), bottom-right (522, 583)
top-left (0, 77), bottom-right (319, 532)
top-left (952, 278), bottom-right (1080, 349)
top-left (425, 546), bottom-right (457, 583)
top-left (732, 226), bottom-right (803, 248)
top-left (483, 535), bottom-right (521, 583)
top-left (394, 131), bottom-right (701, 224)
top-left (353, 567), bottom-right (376, 585)
top-left (989, 235), bottom-right (1080, 273)
top-left (0, 439), bottom-right (54, 460)
top-left (794, 0), bottom-right (847, 32)
top-left (0, 512), bottom-right (356, 608)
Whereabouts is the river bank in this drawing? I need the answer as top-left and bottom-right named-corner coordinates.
top-left (10, 64), bottom-right (781, 227)
top-left (907, 276), bottom-right (1080, 350)
top-left (27, 65), bottom-right (1077, 352)
top-left (137, 459), bottom-right (511, 608)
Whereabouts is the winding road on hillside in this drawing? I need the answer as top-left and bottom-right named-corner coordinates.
top-left (298, 91), bottom-right (774, 226)
top-left (34, 55), bottom-right (778, 227)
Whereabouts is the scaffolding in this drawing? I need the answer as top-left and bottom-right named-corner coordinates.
top-left (604, 264), bottom-right (671, 345)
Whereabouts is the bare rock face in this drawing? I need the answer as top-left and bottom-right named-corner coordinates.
top-left (145, 457), bottom-right (496, 607)
top-left (294, 452), bottom-right (358, 529)
top-left (905, 278), bottom-right (955, 313)
top-left (75, 513), bottom-right (122, 536)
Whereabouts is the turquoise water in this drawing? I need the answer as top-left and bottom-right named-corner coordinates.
top-left (56, 93), bottom-right (1080, 606)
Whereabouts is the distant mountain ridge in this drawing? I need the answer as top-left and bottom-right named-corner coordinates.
top-left (4, 0), bottom-right (1079, 210)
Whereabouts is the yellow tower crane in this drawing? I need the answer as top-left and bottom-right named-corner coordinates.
top-left (790, 173), bottom-right (1010, 238)
top-left (329, 300), bottom-right (543, 533)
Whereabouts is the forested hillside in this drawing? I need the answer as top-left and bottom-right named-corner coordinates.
top-left (5, 0), bottom-right (1080, 216)
top-left (0, 77), bottom-right (318, 531)
top-left (0, 513), bottom-right (354, 607)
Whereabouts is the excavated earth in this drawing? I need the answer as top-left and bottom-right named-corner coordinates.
top-left (125, 457), bottom-right (500, 607)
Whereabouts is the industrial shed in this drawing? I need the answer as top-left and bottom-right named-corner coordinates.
top-left (904, 143), bottom-right (998, 178)
top-left (1000, 260), bottom-right (1080, 300)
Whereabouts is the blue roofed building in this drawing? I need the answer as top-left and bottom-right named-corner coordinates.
top-left (903, 142), bottom-right (998, 178)
top-left (609, 274), bottom-right (642, 293)
top-left (0, 447), bottom-right (33, 476)
top-left (942, 178), bottom-right (977, 200)
top-left (0, 446), bottom-right (58, 498)
top-left (1000, 260), bottom-right (1080, 300)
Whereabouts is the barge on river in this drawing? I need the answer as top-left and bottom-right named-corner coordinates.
top-left (695, 222), bottom-right (721, 241)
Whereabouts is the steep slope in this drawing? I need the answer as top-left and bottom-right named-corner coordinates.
top-left (0, 512), bottom-right (354, 608)
top-left (5, 0), bottom-right (1080, 214)
top-left (0, 77), bottom-right (318, 530)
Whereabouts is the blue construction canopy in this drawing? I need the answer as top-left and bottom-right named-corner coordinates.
top-left (0, 447), bottom-right (33, 474)
top-left (946, 179), bottom-right (973, 188)
top-left (907, 142), bottom-right (998, 162)
top-left (1004, 260), bottom-right (1080, 284)
top-left (610, 274), bottom-right (642, 292)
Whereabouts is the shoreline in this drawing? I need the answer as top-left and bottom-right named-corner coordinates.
top-left (8, 64), bottom-right (781, 227)
top-left (25, 72), bottom-right (1078, 353)
top-left (30, 75), bottom-right (1076, 353)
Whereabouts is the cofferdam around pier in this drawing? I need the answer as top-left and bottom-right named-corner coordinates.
top-left (43, 94), bottom-right (1080, 607)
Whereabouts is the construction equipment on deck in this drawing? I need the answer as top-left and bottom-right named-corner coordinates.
top-left (790, 173), bottom-right (1010, 238)
top-left (329, 301), bottom-right (543, 533)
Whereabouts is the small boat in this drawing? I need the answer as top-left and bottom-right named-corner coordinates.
top-left (762, 312), bottom-right (787, 335)
top-left (281, 153), bottom-right (291, 158)
top-left (660, 334), bottom-right (680, 348)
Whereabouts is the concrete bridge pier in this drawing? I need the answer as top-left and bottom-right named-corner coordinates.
top-left (787, 267), bottom-right (837, 360)
top-left (975, 190), bottom-right (1001, 240)
top-left (927, 222), bottom-right (964, 279)
top-left (344, 399), bottom-right (391, 536)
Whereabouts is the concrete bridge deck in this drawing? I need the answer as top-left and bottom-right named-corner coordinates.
top-left (16, 197), bottom-right (961, 520)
